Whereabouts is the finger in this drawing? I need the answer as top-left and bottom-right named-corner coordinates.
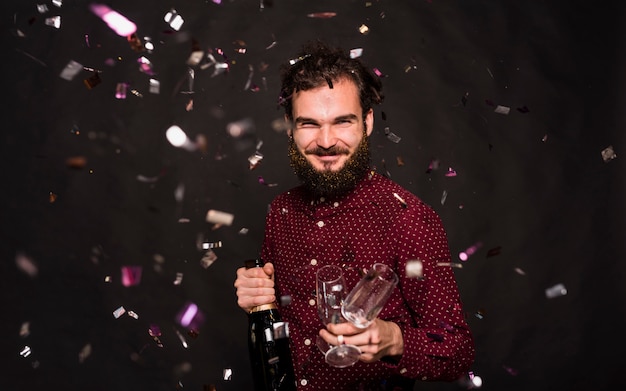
top-left (263, 262), bottom-right (275, 279)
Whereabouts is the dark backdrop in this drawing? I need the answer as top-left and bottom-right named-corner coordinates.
top-left (1, 1), bottom-right (624, 390)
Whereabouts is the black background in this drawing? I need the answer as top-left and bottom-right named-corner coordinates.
top-left (1, 1), bottom-right (624, 390)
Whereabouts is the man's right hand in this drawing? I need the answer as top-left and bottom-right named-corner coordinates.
top-left (234, 261), bottom-right (276, 313)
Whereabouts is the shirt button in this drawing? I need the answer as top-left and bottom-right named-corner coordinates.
top-left (310, 259), bottom-right (318, 266)
top-left (317, 221), bottom-right (324, 227)
top-left (300, 379), bottom-right (308, 386)
top-left (304, 338), bottom-right (311, 346)
top-left (308, 298), bottom-right (316, 306)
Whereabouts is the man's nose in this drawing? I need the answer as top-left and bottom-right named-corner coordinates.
top-left (316, 126), bottom-right (337, 149)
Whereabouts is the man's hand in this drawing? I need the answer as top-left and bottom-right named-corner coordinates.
top-left (320, 318), bottom-right (404, 363)
top-left (234, 262), bottom-right (276, 313)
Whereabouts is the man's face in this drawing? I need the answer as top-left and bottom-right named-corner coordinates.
top-left (287, 78), bottom-right (374, 198)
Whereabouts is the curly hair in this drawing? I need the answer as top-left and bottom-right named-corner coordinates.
top-left (278, 40), bottom-right (384, 121)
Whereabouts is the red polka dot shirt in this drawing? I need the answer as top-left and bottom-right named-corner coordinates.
top-left (261, 171), bottom-right (475, 390)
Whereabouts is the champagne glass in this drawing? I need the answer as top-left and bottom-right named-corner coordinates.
top-left (341, 263), bottom-right (399, 329)
top-left (316, 265), bottom-right (361, 368)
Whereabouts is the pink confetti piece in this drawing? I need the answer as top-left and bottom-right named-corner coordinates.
top-left (445, 167), bottom-right (457, 177)
top-left (121, 265), bottom-right (142, 287)
top-left (176, 302), bottom-right (205, 329)
top-left (503, 364), bottom-right (519, 376)
top-left (112, 306), bottom-right (126, 318)
top-left (90, 3), bottom-right (137, 37)
top-left (459, 242), bottom-right (482, 261)
top-left (425, 158), bottom-right (440, 173)
top-left (307, 12), bottom-right (337, 18)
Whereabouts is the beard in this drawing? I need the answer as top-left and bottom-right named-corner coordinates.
top-left (288, 133), bottom-right (371, 199)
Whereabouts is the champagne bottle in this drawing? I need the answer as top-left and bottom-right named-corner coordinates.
top-left (245, 258), bottom-right (297, 391)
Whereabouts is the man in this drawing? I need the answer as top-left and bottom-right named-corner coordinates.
top-left (234, 40), bottom-right (475, 390)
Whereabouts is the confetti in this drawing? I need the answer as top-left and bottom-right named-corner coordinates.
top-left (201, 241), bottom-right (222, 249)
top-left (66, 156), bottom-right (87, 169)
top-left (384, 127), bottom-right (401, 143)
top-left (164, 9), bottom-right (184, 31)
top-left (121, 265), bottom-right (142, 287)
top-left (288, 54), bottom-right (310, 66)
top-left (545, 283), bottom-right (567, 299)
top-left (258, 176), bottom-right (278, 187)
top-left (19, 322), bottom-right (31, 337)
top-left (494, 105), bottom-right (510, 115)
top-left (440, 190), bottom-right (448, 205)
top-left (83, 72), bottom-right (101, 89)
top-left (514, 267), bottom-right (526, 275)
top-left (166, 125), bottom-right (196, 151)
top-left (60, 60), bottom-right (83, 80)
top-left (405, 259), bottom-right (423, 278)
top-left (436, 262), bottom-right (463, 269)
top-left (16, 252), bottom-right (38, 277)
top-left (349, 48), bottom-right (363, 58)
top-left (176, 302), bottom-right (205, 329)
top-left (223, 368), bottom-right (233, 381)
top-left (205, 209), bottom-right (234, 226)
top-left (113, 306), bottom-right (126, 318)
top-left (138, 56), bottom-right (155, 75)
top-left (173, 272), bottom-right (183, 285)
top-left (19, 346), bottom-right (32, 358)
top-left (115, 82), bottom-right (128, 99)
top-left (78, 344), bottom-right (92, 363)
top-left (474, 308), bottom-right (486, 319)
top-left (187, 50), bottom-right (204, 66)
top-left (49, 192), bottom-right (58, 203)
top-left (44, 16), bottom-right (61, 29)
top-left (426, 158), bottom-right (440, 173)
top-left (90, 4), bottom-right (137, 37)
top-left (174, 328), bottom-right (189, 348)
top-left (393, 192), bottom-right (407, 208)
top-left (503, 364), bottom-right (519, 376)
top-left (307, 12), bottom-right (337, 18)
top-left (200, 249), bottom-right (218, 268)
top-left (227, 117), bottom-right (255, 138)
top-left (459, 242), bottom-right (482, 261)
top-left (148, 78), bottom-right (160, 94)
top-left (445, 167), bottom-right (457, 177)
top-left (358, 24), bottom-right (369, 34)
top-left (601, 145), bottom-right (617, 162)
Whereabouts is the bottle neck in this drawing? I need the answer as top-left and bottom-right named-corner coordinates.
top-left (249, 303), bottom-right (278, 313)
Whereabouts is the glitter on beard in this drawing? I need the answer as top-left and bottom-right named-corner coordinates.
top-left (288, 132), bottom-right (371, 199)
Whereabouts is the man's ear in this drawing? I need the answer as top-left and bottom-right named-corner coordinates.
top-left (364, 109), bottom-right (374, 136)
top-left (285, 115), bottom-right (293, 137)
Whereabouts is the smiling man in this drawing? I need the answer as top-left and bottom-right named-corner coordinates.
top-left (287, 77), bottom-right (373, 198)
top-left (234, 40), bottom-right (475, 390)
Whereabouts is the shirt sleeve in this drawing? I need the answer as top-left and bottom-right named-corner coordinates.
top-left (382, 200), bottom-right (475, 381)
